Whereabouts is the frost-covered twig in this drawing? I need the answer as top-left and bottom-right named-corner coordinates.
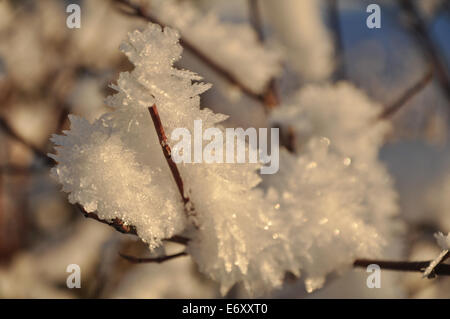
top-left (113, 0), bottom-right (265, 103)
top-left (398, 0), bottom-right (450, 103)
top-left (148, 105), bottom-right (189, 207)
top-left (77, 203), bottom-right (138, 235)
top-left (148, 105), bottom-right (197, 226)
top-left (354, 258), bottom-right (450, 276)
top-left (78, 202), bottom-right (190, 245)
top-left (119, 251), bottom-right (188, 264)
top-left (423, 232), bottom-right (450, 278)
top-left (422, 250), bottom-right (450, 278)
top-left (378, 68), bottom-right (433, 120)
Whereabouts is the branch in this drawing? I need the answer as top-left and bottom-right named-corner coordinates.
top-left (148, 105), bottom-right (197, 226)
top-left (423, 250), bottom-right (450, 278)
top-left (113, 0), bottom-right (264, 103)
top-left (77, 203), bottom-right (190, 244)
top-left (119, 251), bottom-right (188, 264)
top-left (119, 252), bottom-right (450, 273)
top-left (397, 0), bottom-right (450, 103)
top-left (378, 68), bottom-right (433, 120)
top-left (76, 203), bottom-right (137, 235)
top-left (354, 258), bottom-right (450, 276)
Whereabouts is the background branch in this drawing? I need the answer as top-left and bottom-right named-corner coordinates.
top-left (378, 68), bottom-right (434, 120)
top-left (354, 258), bottom-right (450, 276)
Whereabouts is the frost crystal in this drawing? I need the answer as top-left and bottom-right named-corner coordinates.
top-left (50, 115), bottom-right (185, 248)
top-left (50, 24), bottom-right (288, 294)
top-left (51, 23), bottom-right (400, 297)
top-left (435, 232), bottom-right (450, 251)
top-left (270, 82), bottom-right (390, 161)
top-left (264, 82), bottom-right (401, 292)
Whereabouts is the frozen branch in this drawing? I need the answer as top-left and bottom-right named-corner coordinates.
top-left (78, 202), bottom-right (189, 244)
top-left (354, 258), bottom-right (450, 276)
top-left (148, 105), bottom-right (197, 226)
top-left (76, 203), bottom-right (137, 235)
top-left (422, 250), bottom-right (450, 278)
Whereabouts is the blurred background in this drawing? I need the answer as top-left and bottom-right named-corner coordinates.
top-left (0, 0), bottom-right (449, 298)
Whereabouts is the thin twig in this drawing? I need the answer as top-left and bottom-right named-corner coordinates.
top-left (148, 105), bottom-right (197, 226)
top-left (397, 0), bottom-right (450, 103)
top-left (354, 258), bottom-right (450, 276)
top-left (378, 68), bottom-right (433, 120)
top-left (114, 0), bottom-right (264, 103)
top-left (77, 203), bottom-right (138, 235)
top-left (77, 202), bottom-right (190, 244)
top-left (119, 251), bottom-right (188, 264)
top-left (148, 105), bottom-right (189, 207)
top-left (423, 250), bottom-right (450, 278)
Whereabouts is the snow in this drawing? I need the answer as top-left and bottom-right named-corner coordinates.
top-left (51, 24), bottom-right (286, 294)
top-left (51, 23), bottom-right (401, 296)
top-left (264, 82), bottom-right (402, 292)
top-left (269, 82), bottom-right (390, 161)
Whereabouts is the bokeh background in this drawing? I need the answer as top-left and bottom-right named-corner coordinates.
top-left (0, 0), bottom-right (449, 298)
